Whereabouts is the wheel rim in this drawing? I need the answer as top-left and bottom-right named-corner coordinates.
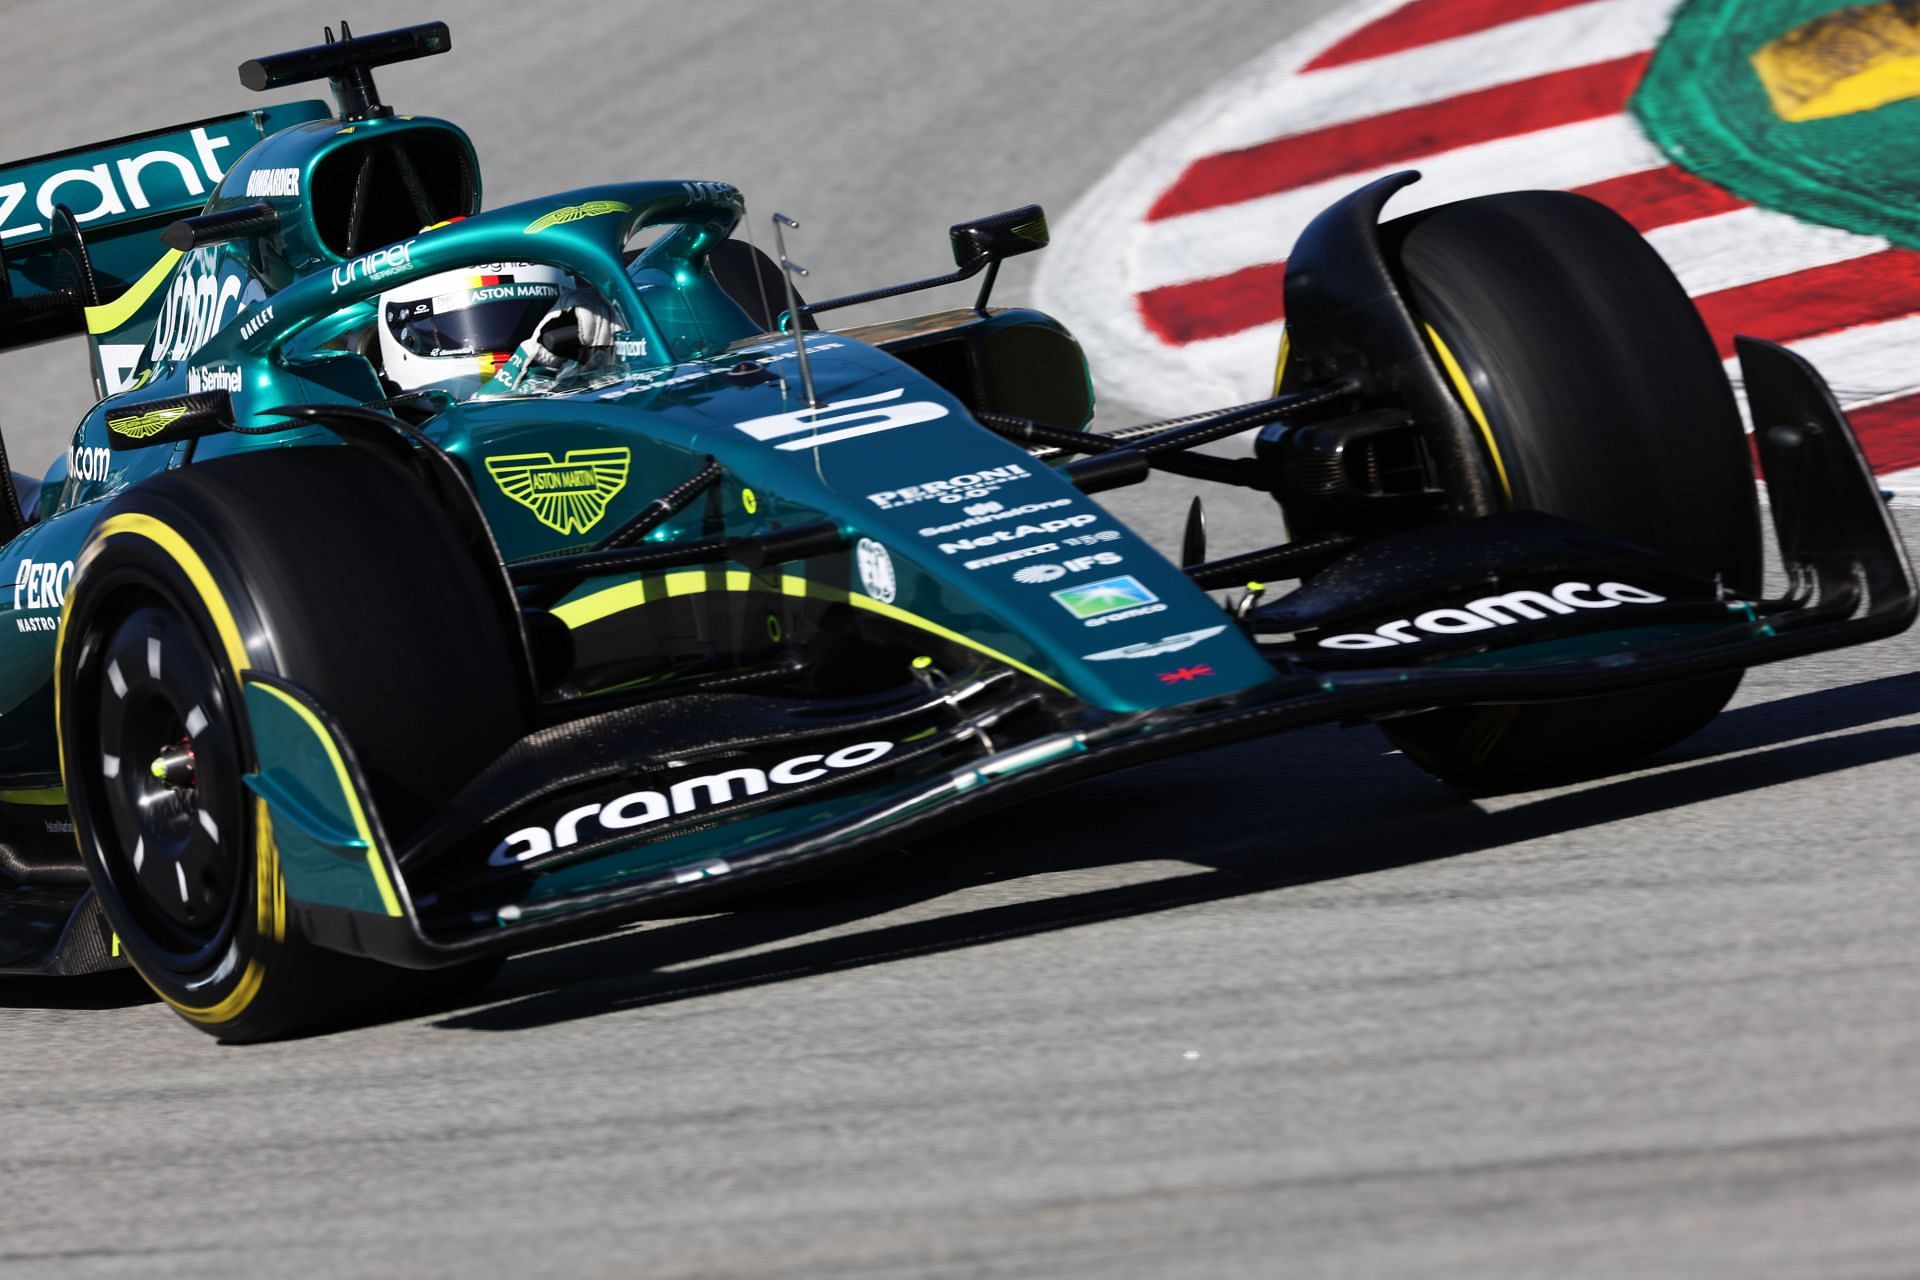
top-left (88, 600), bottom-right (246, 966)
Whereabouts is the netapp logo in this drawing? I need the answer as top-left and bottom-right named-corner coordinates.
top-left (938, 514), bottom-right (1098, 554)
top-left (490, 740), bottom-right (897, 866)
top-left (1316, 581), bottom-right (1667, 650)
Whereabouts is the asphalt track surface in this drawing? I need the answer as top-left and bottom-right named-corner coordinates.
top-left (6, 4), bottom-right (1920, 1278)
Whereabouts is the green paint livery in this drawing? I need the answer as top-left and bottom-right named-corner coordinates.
top-left (0, 21), bottom-right (1906, 1010)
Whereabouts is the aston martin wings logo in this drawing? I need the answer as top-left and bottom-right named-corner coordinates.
top-left (523, 200), bottom-right (634, 235)
top-left (485, 447), bottom-right (632, 535)
top-left (106, 406), bottom-right (189, 439)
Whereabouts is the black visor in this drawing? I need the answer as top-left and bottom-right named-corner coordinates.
top-left (384, 281), bottom-right (562, 357)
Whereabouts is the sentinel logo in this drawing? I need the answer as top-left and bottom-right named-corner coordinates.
top-left (1316, 582), bottom-right (1668, 649)
top-left (187, 365), bottom-right (241, 394)
top-left (490, 740), bottom-right (897, 866)
top-left (916, 498), bottom-right (1072, 537)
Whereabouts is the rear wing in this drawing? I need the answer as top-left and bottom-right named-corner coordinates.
top-left (0, 102), bottom-right (329, 395)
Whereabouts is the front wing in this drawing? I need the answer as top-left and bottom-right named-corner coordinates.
top-left (241, 336), bottom-right (1914, 969)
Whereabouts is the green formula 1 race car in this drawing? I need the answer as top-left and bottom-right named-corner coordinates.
top-left (0, 23), bottom-right (1909, 1039)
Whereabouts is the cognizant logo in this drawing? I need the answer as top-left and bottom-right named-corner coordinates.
top-left (490, 740), bottom-right (897, 866)
top-left (1316, 581), bottom-right (1667, 649)
top-left (0, 127), bottom-right (237, 244)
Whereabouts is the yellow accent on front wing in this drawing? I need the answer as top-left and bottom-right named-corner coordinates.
top-left (249, 680), bottom-right (403, 919)
top-left (843, 591), bottom-right (1067, 692)
top-left (1424, 323), bottom-right (1513, 507)
top-left (550, 567), bottom-right (1068, 693)
top-left (85, 249), bottom-right (185, 335)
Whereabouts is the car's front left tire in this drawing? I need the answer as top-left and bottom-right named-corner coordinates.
top-left (58, 446), bottom-right (527, 1040)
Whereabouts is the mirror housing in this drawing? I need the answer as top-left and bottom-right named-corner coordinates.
top-left (950, 205), bottom-right (1048, 269)
top-left (795, 202), bottom-right (1050, 322)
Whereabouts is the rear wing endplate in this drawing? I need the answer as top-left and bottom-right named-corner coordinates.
top-left (0, 102), bottom-right (329, 393)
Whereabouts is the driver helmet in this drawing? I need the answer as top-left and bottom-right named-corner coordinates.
top-left (376, 262), bottom-right (571, 398)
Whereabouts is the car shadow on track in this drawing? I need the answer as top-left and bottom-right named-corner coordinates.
top-left (0, 968), bottom-right (154, 1010)
top-left (428, 671), bottom-right (1920, 1035)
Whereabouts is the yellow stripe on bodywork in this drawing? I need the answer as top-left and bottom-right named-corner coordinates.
top-left (1424, 323), bottom-right (1512, 506)
top-left (249, 680), bottom-right (403, 919)
top-left (844, 591), bottom-right (1067, 693)
top-left (551, 566), bottom-right (1068, 693)
top-left (84, 249), bottom-right (185, 335)
top-left (1271, 326), bottom-right (1291, 397)
top-left (0, 786), bottom-right (66, 805)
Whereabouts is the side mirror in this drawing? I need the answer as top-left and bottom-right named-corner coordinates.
top-left (798, 202), bottom-right (1051, 321)
top-left (950, 205), bottom-right (1048, 270)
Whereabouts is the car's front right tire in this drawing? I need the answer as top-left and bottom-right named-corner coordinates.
top-left (1373, 190), bottom-right (1763, 789)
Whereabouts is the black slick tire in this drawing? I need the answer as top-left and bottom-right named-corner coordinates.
top-left (1377, 190), bottom-right (1762, 789)
top-left (58, 447), bottom-right (526, 1041)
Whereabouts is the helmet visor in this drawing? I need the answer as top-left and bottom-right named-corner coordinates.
top-left (383, 279), bottom-right (563, 358)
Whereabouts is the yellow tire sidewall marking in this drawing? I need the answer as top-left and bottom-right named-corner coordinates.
top-left (1423, 322), bottom-right (1513, 508)
top-left (75, 514), bottom-right (269, 1026)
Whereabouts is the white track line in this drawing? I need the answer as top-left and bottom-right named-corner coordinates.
top-left (1647, 207), bottom-right (1890, 298)
top-left (1132, 114), bottom-right (1668, 292)
top-left (1144, 311), bottom-right (1920, 437)
top-left (1190, 0), bottom-right (1672, 155)
top-left (1876, 466), bottom-right (1920, 500)
top-left (1724, 313), bottom-right (1920, 429)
